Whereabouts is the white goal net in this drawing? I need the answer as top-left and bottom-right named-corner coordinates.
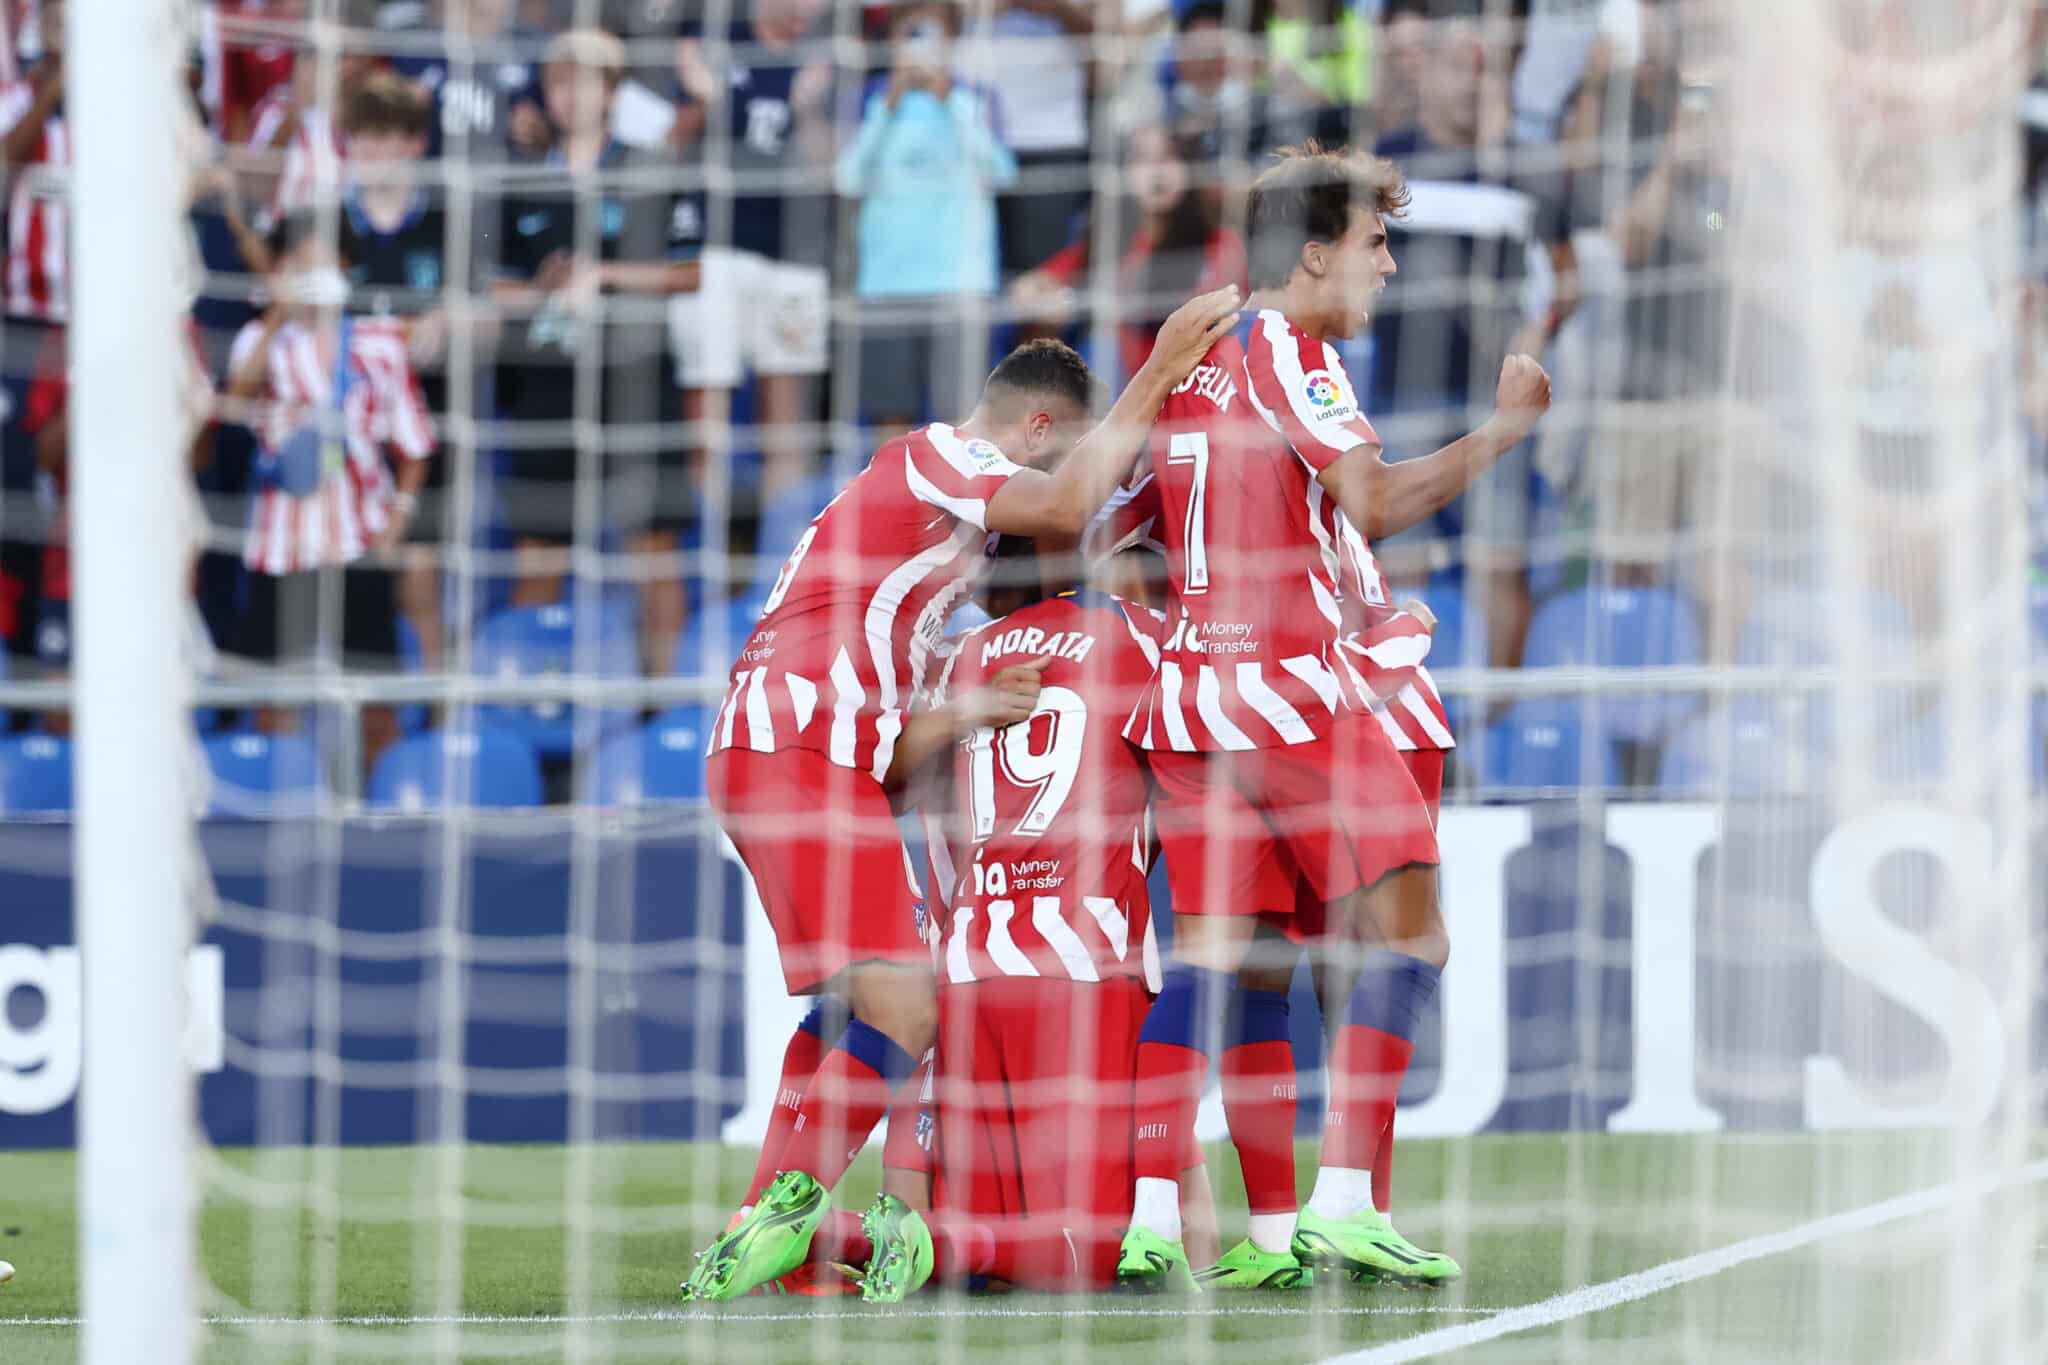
top-left (4, 0), bottom-right (2042, 1362)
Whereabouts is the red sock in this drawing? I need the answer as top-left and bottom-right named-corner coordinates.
top-left (804, 1209), bottom-right (873, 1267)
top-left (1221, 1038), bottom-right (1299, 1215)
top-left (745, 1021), bottom-right (834, 1205)
top-left (1323, 1025), bottom-right (1413, 1172)
top-left (1132, 1041), bottom-right (1208, 1182)
top-left (880, 1050), bottom-right (936, 1185)
top-left (1372, 1104), bottom-right (1394, 1214)
top-left (774, 1022), bottom-right (917, 1189)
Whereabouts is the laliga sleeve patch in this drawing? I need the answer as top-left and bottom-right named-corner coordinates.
top-left (963, 438), bottom-right (1012, 472)
top-left (1300, 370), bottom-right (1358, 423)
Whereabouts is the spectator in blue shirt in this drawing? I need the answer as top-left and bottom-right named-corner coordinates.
top-left (835, 3), bottom-right (1015, 435)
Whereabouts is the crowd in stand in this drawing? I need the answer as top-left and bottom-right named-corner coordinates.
top-left (0, 0), bottom-right (2043, 805)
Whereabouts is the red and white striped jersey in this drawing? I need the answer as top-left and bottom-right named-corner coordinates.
top-left (1332, 516), bottom-right (1455, 753)
top-left (933, 590), bottom-right (1164, 988)
top-left (247, 91), bottom-right (342, 222)
top-left (0, 76), bottom-right (66, 321)
top-left (711, 423), bottom-right (1027, 782)
top-left (229, 316), bottom-right (437, 575)
top-left (1124, 309), bottom-right (1383, 752)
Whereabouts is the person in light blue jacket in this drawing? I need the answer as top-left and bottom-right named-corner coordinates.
top-left (835, 3), bottom-right (1016, 435)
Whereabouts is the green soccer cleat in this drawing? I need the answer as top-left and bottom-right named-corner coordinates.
top-left (1114, 1225), bottom-right (1199, 1294)
top-left (858, 1193), bottom-right (936, 1303)
top-left (1291, 1207), bottom-right (1462, 1288)
top-left (680, 1170), bottom-right (830, 1302)
top-left (1193, 1238), bottom-right (1313, 1291)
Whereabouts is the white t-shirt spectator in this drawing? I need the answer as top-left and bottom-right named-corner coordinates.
top-left (970, 7), bottom-right (1089, 155)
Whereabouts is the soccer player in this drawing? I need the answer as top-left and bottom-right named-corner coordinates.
top-left (1113, 143), bottom-right (1550, 1292)
top-left (681, 290), bottom-right (1242, 1302)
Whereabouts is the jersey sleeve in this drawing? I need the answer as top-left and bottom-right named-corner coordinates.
top-left (1243, 313), bottom-right (1380, 473)
top-left (1083, 468), bottom-right (1165, 560)
top-left (902, 427), bottom-right (1026, 532)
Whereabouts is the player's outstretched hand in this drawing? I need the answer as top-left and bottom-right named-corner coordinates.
top-left (963, 655), bottom-right (1055, 731)
top-left (1144, 286), bottom-right (1243, 385)
top-left (1492, 353), bottom-right (1552, 439)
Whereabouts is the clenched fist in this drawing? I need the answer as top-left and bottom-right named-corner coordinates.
top-left (1492, 353), bottom-right (1553, 440)
top-left (958, 656), bottom-right (1054, 731)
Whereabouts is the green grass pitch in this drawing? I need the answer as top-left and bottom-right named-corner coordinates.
top-left (1, 1133), bottom-right (2039, 1362)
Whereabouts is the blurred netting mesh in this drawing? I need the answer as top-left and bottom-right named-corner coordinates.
top-left (4, 0), bottom-right (2043, 1359)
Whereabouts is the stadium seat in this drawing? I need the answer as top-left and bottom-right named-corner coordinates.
top-left (473, 603), bottom-right (639, 760)
top-left (672, 595), bottom-right (766, 682)
top-left (583, 706), bottom-right (716, 806)
top-left (203, 732), bottom-right (325, 817)
top-left (1520, 585), bottom-right (1703, 744)
top-left (1657, 707), bottom-right (1814, 798)
top-left (1480, 701), bottom-right (1622, 793)
top-left (753, 474), bottom-right (837, 588)
top-left (2029, 576), bottom-right (2048, 656)
top-left (0, 733), bottom-right (74, 815)
top-left (1735, 585), bottom-right (1913, 667)
top-left (367, 727), bottom-right (545, 812)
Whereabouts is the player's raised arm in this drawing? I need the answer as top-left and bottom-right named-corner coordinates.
top-left (1316, 353), bottom-right (1552, 543)
top-left (983, 285), bottom-right (1241, 538)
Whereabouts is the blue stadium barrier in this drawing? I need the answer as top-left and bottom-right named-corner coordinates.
top-left (473, 603), bottom-right (639, 759)
top-left (1482, 701), bottom-right (1622, 793)
top-left (583, 707), bottom-right (715, 806)
top-left (0, 733), bottom-right (72, 815)
top-left (1521, 586), bottom-right (1703, 744)
top-left (203, 732), bottom-right (325, 818)
top-left (368, 727), bottom-right (545, 811)
top-left (0, 815), bottom-right (748, 1147)
top-left (672, 595), bottom-right (767, 683)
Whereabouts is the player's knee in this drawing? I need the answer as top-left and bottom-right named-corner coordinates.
top-left (846, 968), bottom-right (938, 1054)
top-left (1404, 928), bottom-right (1450, 974)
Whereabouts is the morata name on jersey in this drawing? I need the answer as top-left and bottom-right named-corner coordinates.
top-left (979, 626), bottom-right (1099, 669)
top-left (1172, 362), bottom-right (1239, 412)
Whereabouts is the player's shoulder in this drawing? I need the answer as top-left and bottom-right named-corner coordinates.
top-left (911, 422), bottom-right (1023, 481)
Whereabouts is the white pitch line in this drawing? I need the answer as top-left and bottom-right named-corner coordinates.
top-left (1333, 1156), bottom-right (2048, 1365)
top-left (4, 1303), bottom-right (1493, 1330)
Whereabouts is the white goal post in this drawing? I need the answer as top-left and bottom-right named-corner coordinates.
top-left (68, 1), bottom-right (199, 1362)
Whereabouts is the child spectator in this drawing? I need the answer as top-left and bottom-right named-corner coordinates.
top-left (494, 29), bottom-right (701, 674)
top-left (1009, 123), bottom-right (1244, 385)
top-left (834, 1), bottom-right (1015, 434)
top-left (223, 211), bottom-right (437, 772)
top-left (338, 70), bottom-right (453, 674)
